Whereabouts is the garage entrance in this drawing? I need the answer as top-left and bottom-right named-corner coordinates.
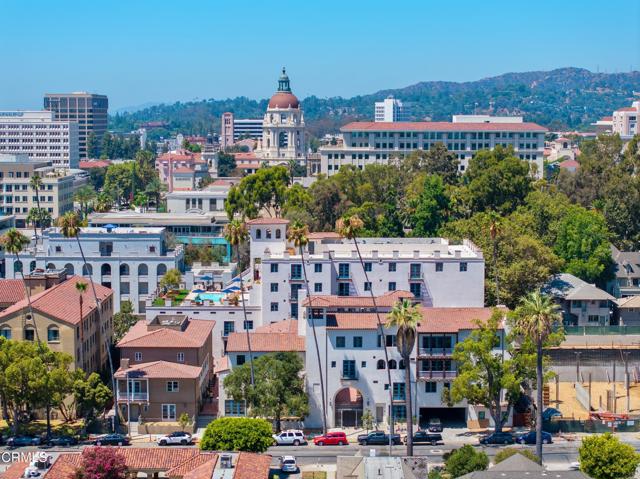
top-left (334, 387), bottom-right (363, 428)
top-left (419, 407), bottom-right (466, 428)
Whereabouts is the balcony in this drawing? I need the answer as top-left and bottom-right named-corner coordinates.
top-left (288, 274), bottom-right (304, 282)
top-left (337, 272), bottom-right (352, 280)
top-left (116, 391), bottom-right (149, 402)
top-left (409, 271), bottom-right (424, 280)
top-left (418, 348), bottom-right (453, 357)
top-left (341, 371), bottom-right (359, 381)
top-left (417, 370), bottom-right (457, 381)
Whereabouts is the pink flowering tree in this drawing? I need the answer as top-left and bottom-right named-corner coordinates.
top-left (74, 447), bottom-right (127, 479)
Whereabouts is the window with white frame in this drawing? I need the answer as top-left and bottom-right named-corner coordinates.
top-left (167, 381), bottom-right (179, 392)
top-left (176, 352), bottom-right (185, 363)
top-left (134, 352), bottom-right (142, 361)
top-left (162, 404), bottom-right (176, 420)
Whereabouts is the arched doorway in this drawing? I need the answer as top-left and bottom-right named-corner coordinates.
top-left (334, 387), bottom-right (363, 428)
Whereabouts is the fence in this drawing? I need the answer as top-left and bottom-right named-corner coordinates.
top-left (544, 418), bottom-right (640, 433)
top-left (575, 382), bottom-right (591, 411)
top-left (564, 326), bottom-right (640, 335)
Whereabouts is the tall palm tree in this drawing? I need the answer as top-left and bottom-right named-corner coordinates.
top-left (386, 298), bottom-right (421, 457)
top-left (287, 221), bottom-right (327, 434)
top-left (74, 186), bottom-right (97, 219)
top-left (223, 220), bottom-right (255, 393)
top-left (488, 212), bottom-right (502, 306)
top-left (336, 215), bottom-right (396, 447)
top-left (29, 174), bottom-right (44, 239)
top-left (26, 208), bottom-right (40, 240)
top-left (76, 281), bottom-right (88, 370)
top-left (514, 291), bottom-right (562, 460)
top-left (57, 212), bottom-right (118, 430)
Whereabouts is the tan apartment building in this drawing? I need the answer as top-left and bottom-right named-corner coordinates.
top-left (0, 153), bottom-right (76, 228)
top-left (116, 316), bottom-right (214, 422)
top-left (0, 271), bottom-right (114, 374)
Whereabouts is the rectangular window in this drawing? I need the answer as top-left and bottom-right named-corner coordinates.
top-left (237, 354), bottom-right (245, 365)
top-left (270, 302), bottom-right (279, 312)
top-left (392, 405), bottom-right (406, 421)
top-left (342, 360), bottom-right (356, 379)
top-left (435, 262), bottom-right (443, 272)
top-left (386, 335), bottom-right (397, 347)
top-left (47, 328), bottom-right (60, 342)
top-left (364, 282), bottom-right (371, 291)
top-left (162, 404), bottom-right (176, 420)
top-left (336, 336), bottom-right (346, 348)
top-left (290, 264), bottom-right (302, 280)
top-left (270, 263), bottom-right (278, 273)
top-left (393, 382), bottom-right (406, 401)
top-left (223, 321), bottom-right (235, 335)
top-left (410, 263), bottom-right (422, 279)
top-left (270, 283), bottom-right (278, 292)
top-left (167, 381), bottom-right (179, 392)
top-left (364, 262), bottom-right (372, 272)
top-left (314, 264), bottom-right (322, 273)
top-left (410, 283), bottom-right (422, 298)
top-left (314, 283), bottom-right (322, 293)
top-left (224, 400), bottom-right (246, 416)
top-left (134, 352), bottom-right (142, 361)
top-left (176, 352), bottom-right (185, 363)
top-left (425, 382), bottom-right (437, 393)
top-left (244, 320), bottom-right (253, 330)
top-left (338, 263), bottom-right (350, 279)
top-left (388, 282), bottom-right (396, 291)
top-left (353, 336), bottom-right (363, 348)
top-left (331, 361), bottom-right (336, 368)
top-left (460, 262), bottom-right (468, 272)
top-left (338, 282), bottom-right (350, 296)
top-left (388, 262), bottom-right (397, 272)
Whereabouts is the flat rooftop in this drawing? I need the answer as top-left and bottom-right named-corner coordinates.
top-left (89, 211), bottom-right (227, 226)
top-left (47, 226), bottom-right (166, 235)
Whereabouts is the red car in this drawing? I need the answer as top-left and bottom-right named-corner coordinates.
top-left (313, 431), bottom-right (348, 446)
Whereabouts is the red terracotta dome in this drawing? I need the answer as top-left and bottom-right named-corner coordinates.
top-left (268, 91), bottom-right (300, 109)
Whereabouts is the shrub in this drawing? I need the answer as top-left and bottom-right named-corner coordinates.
top-left (199, 417), bottom-right (273, 453)
top-left (494, 447), bottom-right (539, 465)
top-left (444, 445), bottom-right (489, 478)
top-left (73, 447), bottom-right (127, 479)
top-left (579, 433), bottom-right (640, 479)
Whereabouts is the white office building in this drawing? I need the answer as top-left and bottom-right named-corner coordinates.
top-left (4, 226), bottom-right (184, 313)
top-left (0, 111), bottom-right (79, 169)
top-left (375, 96), bottom-right (409, 122)
top-left (318, 117), bottom-right (546, 177)
top-left (165, 183), bottom-right (231, 215)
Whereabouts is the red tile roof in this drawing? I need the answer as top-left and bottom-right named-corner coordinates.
top-left (44, 453), bottom-right (82, 479)
top-left (341, 121), bottom-right (547, 132)
top-left (325, 312), bottom-right (380, 330)
top-left (166, 453), bottom-right (217, 478)
top-left (213, 356), bottom-right (230, 374)
top-left (559, 159), bottom-right (580, 169)
top-left (1, 462), bottom-right (29, 479)
top-left (173, 167), bottom-right (195, 174)
top-left (246, 218), bottom-right (289, 225)
top-left (417, 307), bottom-right (506, 333)
top-left (117, 319), bottom-right (214, 349)
top-left (79, 160), bottom-right (111, 169)
top-left (302, 290), bottom-right (413, 308)
top-left (307, 232), bottom-right (342, 240)
top-left (255, 319), bottom-right (298, 333)
top-left (0, 279), bottom-right (26, 304)
top-left (616, 107), bottom-right (638, 112)
top-left (233, 452), bottom-right (272, 479)
top-left (0, 276), bottom-right (112, 325)
top-left (158, 151), bottom-right (196, 162)
top-left (114, 360), bottom-right (203, 379)
top-left (234, 152), bottom-right (259, 161)
top-left (226, 331), bottom-right (305, 353)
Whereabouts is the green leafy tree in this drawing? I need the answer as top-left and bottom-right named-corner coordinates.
top-left (178, 412), bottom-right (193, 431)
top-left (112, 300), bottom-right (138, 342)
top-left (579, 433), bottom-right (640, 479)
top-left (361, 410), bottom-right (374, 432)
top-left (86, 132), bottom-right (99, 159)
top-left (26, 208), bottom-right (51, 239)
top-left (223, 352), bottom-right (308, 432)
top-left (74, 185), bottom-right (97, 218)
top-left (225, 166), bottom-right (289, 219)
top-left (104, 163), bottom-right (135, 206)
top-left (408, 174), bottom-right (450, 236)
top-left (159, 268), bottom-right (182, 290)
top-left (199, 417), bottom-right (273, 453)
top-left (444, 445), bottom-right (489, 478)
top-left (217, 152), bottom-right (237, 177)
top-left (494, 448), bottom-right (539, 465)
top-left (402, 143), bottom-right (460, 184)
top-left (73, 372), bottom-right (112, 420)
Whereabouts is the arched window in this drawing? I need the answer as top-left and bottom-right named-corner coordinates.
top-left (29, 261), bottom-right (36, 272)
top-left (275, 229), bottom-right (281, 239)
top-left (388, 359), bottom-right (397, 370)
top-left (120, 264), bottom-right (130, 276)
top-left (46, 262), bottom-right (55, 271)
top-left (64, 263), bottom-right (74, 275)
top-left (101, 264), bottom-right (111, 276)
top-left (399, 359), bottom-right (406, 370)
top-left (14, 261), bottom-right (23, 273)
top-left (47, 326), bottom-right (60, 342)
top-left (256, 229), bottom-right (262, 239)
top-left (138, 264), bottom-right (148, 276)
top-left (157, 264), bottom-right (167, 276)
top-left (376, 359), bottom-right (386, 370)
top-left (82, 264), bottom-right (93, 276)
top-left (266, 229), bottom-right (272, 239)
top-left (0, 327), bottom-right (11, 339)
top-left (24, 327), bottom-right (35, 341)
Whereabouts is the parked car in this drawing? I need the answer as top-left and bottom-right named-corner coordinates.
top-left (542, 408), bottom-right (562, 421)
top-left (313, 431), bottom-right (348, 446)
top-left (404, 431), bottom-right (443, 446)
top-left (48, 435), bottom-right (78, 447)
top-left (357, 431), bottom-right (401, 446)
top-left (272, 430), bottom-right (307, 446)
top-left (7, 435), bottom-right (41, 447)
top-left (279, 455), bottom-right (298, 473)
top-left (427, 418), bottom-right (443, 432)
top-left (516, 431), bottom-right (553, 445)
top-left (479, 432), bottom-right (514, 445)
top-left (93, 434), bottom-right (130, 446)
top-left (158, 431), bottom-right (193, 446)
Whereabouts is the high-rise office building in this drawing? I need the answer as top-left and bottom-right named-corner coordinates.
top-left (374, 96), bottom-right (409, 122)
top-left (44, 92), bottom-right (108, 159)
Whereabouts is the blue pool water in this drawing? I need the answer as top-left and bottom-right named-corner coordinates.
top-left (195, 292), bottom-right (225, 302)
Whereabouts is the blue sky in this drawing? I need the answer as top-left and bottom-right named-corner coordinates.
top-left (1, 0), bottom-right (639, 110)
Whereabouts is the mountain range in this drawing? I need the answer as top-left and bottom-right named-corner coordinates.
top-left (109, 67), bottom-right (640, 138)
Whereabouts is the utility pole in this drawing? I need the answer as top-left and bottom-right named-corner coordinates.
top-left (575, 351), bottom-right (582, 383)
top-left (623, 351), bottom-right (631, 413)
top-left (613, 360), bottom-right (617, 413)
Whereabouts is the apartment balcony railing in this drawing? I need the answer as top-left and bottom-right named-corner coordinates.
top-left (564, 325), bottom-right (640, 336)
top-left (116, 391), bottom-right (149, 402)
top-left (409, 271), bottom-right (424, 280)
top-left (418, 348), bottom-right (454, 357)
top-left (337, 272), bottom-right (352, 280)
top-left (288, 274), bottom-right (304, 281)
top-left (417, 370), bottom-right (457, 380)
top-left (341, 372), bottom-right (359, 381)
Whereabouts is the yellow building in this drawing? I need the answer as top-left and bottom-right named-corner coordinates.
top-left (0, 271), bottom-right (114, 374)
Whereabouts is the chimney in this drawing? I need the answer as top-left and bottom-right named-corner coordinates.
top-left (455, 250), bottom-right (461, 258)
top-left (413, 250), bottom-right (420, 259)
top-left (434, 250), bottom-right (440, 258)
top-left (121, 358), bottom-right (130, 369)
top-left (371, 250), bottom-right (378, 259)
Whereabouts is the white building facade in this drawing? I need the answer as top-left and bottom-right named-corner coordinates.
top-left (0, 111), bottom-right (79, 169)
top-left (4, 226), bottom-right (184, 313)
top-left (612, 101), bottom-right (639, 138)
top-left (375, 96), bottom-right (409, 122)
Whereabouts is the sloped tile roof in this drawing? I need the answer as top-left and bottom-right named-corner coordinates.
top-left (326, 313), bottom-right (381, 330)
top-left (417, 307), bottom-right (505, 333)
top-left (545, 273), bottom-right (615, 301)
top-left (115, 361), bottom-right (202, 379)
top-left (0, 462), bottom-right (29, 479)
top-left (0, 279), bottom-right (26, 304)
top-left (213, 356), bottom-right (230, 374)
top-left (226, 331), bottom-right (305, 352)
top-left (0, 276), bottom-right (112, 325)
top-left (117, 319), bottom-right (214, 349)
top-left (245, 218), bottom-right (289, 225)
top-left (302, 290), bottom-right (413, 308)
top-left (166, 453), bottom-right (217, 478)
top-left (618, 296), bottom-right (640, 309)
top-left (233, 452), bottom-right (272, 479)
top-left (44, 453), bottom-right (82, 479)
top-left (255, 319), bottom-right (298, 333)
top-left (307, 232), bottom-right (342, 240)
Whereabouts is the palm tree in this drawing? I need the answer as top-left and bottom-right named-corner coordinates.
top-left (488, 212), bottom-right (502, 306)
top-left (223, 220), bottom-right (255, 392)
top-left (287, 221), bottom-right (327, 434)
top-left (386, 298), bottom-right (421, 457)
top-left (26, 208), bottom-right (40, 240)
top-left (336, 214), bottom-right (396, 447)
top-left (514, 291), bottom-right (562, 460)
top-left (57, 211), bottom-right (118, 430)
top-left (145, 177), bottom-right (166, 211)
top-left (29, 174), bottom-right (44, 239)
top-left (76, 281), bottom-right (88, 370)
top-left (74, 186), bottom-right (97, 219)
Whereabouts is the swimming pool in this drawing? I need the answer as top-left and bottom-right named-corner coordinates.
top-left (195, 292), bottom-right (226, 303)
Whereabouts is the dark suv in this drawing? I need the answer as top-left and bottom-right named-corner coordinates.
top-left (479, 432), bottom-right (514, 445)
top-left (404, 431), bottom-right (443, 445)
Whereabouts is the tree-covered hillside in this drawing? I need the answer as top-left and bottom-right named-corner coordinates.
top-left (110, 67), bottom-right (640, 137)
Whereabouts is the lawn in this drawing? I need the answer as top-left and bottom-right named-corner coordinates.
top-left (153, 289), bottom-right (190, 307)
top-left (0, 419), bottom-right (85, 437)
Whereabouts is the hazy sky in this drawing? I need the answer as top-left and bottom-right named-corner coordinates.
top-left (2, 0), bottom-right (639, 110)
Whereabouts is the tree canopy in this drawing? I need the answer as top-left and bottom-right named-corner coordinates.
top-left (199, 417), bottom-right (273, 453)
